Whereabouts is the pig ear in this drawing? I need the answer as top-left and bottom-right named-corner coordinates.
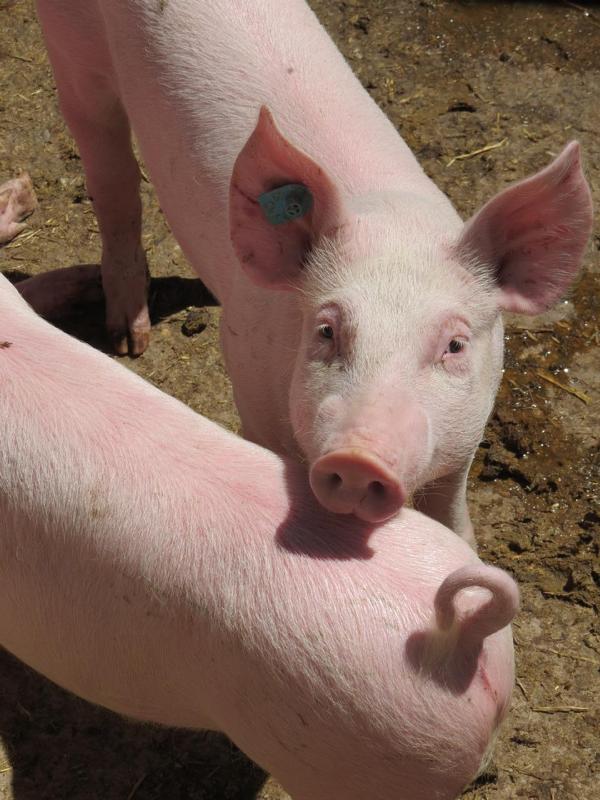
top-left (229, 106), bottom-right (347, 290)
top-left (456, 142), bottom-right (593, 314)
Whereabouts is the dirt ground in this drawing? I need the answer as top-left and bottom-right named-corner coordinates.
top-left (1, 0), bottom-right (599, 798)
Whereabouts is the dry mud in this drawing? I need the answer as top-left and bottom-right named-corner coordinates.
top-left (1, 1), bottom-right (599, 798)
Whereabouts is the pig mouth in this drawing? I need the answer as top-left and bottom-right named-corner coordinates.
top-left (309, 447), bottom-right (406, 523)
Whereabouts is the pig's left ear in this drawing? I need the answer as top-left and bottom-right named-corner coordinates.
top-left (229, 106), bottom-right (347, 290)
top-left (456, 142), bottom-right (593, 314)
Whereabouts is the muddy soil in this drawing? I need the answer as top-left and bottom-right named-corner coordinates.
top-left (1, 1), bottom-right (599, 798)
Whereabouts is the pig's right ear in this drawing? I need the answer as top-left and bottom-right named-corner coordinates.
top-left (456, 142), bottom-right (593, 314)
top-left (229, 106), bottom-right (347, 290)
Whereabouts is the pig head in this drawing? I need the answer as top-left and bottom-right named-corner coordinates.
top-left (230, 109), bottom-right (593, 532)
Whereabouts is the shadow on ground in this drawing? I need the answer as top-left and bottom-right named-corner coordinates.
top-left (0, 649), bottom-right (267, 800)
top-left (5, 267), bottom-right (217, 354)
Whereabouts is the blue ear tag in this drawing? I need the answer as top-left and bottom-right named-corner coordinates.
top-left (258, 183), bottom-right (313, 225)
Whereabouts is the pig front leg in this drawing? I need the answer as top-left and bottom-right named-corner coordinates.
top-left (64, 84), bottom-right (149, 356)
top-left (413, 467), bottom-right (475, 549)
top-left (0, 173), bottom-right (37, 245)
top-left (40, 40), bottom-right (150, 355)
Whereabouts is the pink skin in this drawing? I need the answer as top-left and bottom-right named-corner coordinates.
top-left (308, 379), bottom-right (431, 523)
top-left (33, 1), bottom-right (593, 538)
top-left (0, 173), bottom-right (37, 245)
top-left (0, 272), bottom-right (518, 800)
top-left (310, 448), bottom-right (407, 523)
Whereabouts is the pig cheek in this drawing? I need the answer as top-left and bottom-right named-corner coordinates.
top-left (424, 378), bottom-right (476, 475)
top-left (290, 371), bottom-right (345, 463)
top-left (288, 368), bottom-right (314, 457)
top-left (400, 408), bottom-right (435, 496)
top-left (452, 344), bottom-right (500, 454)
top-left (312, 392), bottom-right (346, 452)
top-left (289, 356), bottom-right (328, 460)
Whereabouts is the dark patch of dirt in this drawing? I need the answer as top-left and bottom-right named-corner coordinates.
top-left (1, 1), bottom-right (599, 798)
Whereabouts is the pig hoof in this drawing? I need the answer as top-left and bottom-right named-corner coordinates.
top-left (111, 331), bottom-right (131, 356)
top-left (0, 173), bottom-right (38, 245)
top-left (110, 326), bottom-right (150, 357)
top-left (130, 328), bottom-right (150, 357)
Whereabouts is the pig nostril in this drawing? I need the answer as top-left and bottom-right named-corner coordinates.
top-left (330, 473), bottom-right (342, 488)
top-left (370, 480), bottom-right (386, 497)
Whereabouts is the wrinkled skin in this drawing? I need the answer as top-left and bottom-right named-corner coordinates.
top-left (0, 273), bottom-right (519, 800)
top-left (33, 0), bottom-right (593, 537)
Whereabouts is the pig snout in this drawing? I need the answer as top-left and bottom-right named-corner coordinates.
top-left (307, 388), bottom-right (431, 523)
top-left (310, 448), bottom-right (406, 523)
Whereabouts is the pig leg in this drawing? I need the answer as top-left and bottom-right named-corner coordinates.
top-left (37, 25), bottom-right (150, 355)
top-left (413, 468), bottom-right (475, 549)
top-left (61, 79), bottom-right (149, 355)
top-left (0, 173), bottom-right (37, 245)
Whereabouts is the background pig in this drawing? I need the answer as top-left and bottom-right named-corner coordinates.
top-left (33, 0), bottom-right (593, 538)
top-left (0, 274), bottom-right (518, 800)
top-left (0, 173), bottom-right (37, 245)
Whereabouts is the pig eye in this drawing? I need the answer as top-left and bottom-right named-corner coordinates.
top-left (447, 339), bottom-right (464, 354)
top-left (441, 337), bottom-right (468, 363)
top-left (318, 324), bottom-right (335, 340)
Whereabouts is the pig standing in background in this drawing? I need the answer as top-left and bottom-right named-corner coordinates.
top-left (0, 273), bottom-right (519, 800)
top-left (0, 173), bottom-right (37, 245)
top-left (32, 0), bottom-right (593, 538)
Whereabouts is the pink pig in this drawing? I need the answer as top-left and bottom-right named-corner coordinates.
top-left (33, 0), bottom-right (593, 537)
top-left (0, 273), bottom-right (518, 800)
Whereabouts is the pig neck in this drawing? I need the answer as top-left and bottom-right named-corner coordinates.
top-left (107, 1), bottom-right (458, 303)
top-left (220, 273), bottom-right (303, 459)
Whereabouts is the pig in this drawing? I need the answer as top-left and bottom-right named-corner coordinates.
top-left (33, 1), bottom-right (593, 538)
top-left (0, 271), bottom-right (519, 800)
top-left (0, 173), bottom-right (37, 245)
